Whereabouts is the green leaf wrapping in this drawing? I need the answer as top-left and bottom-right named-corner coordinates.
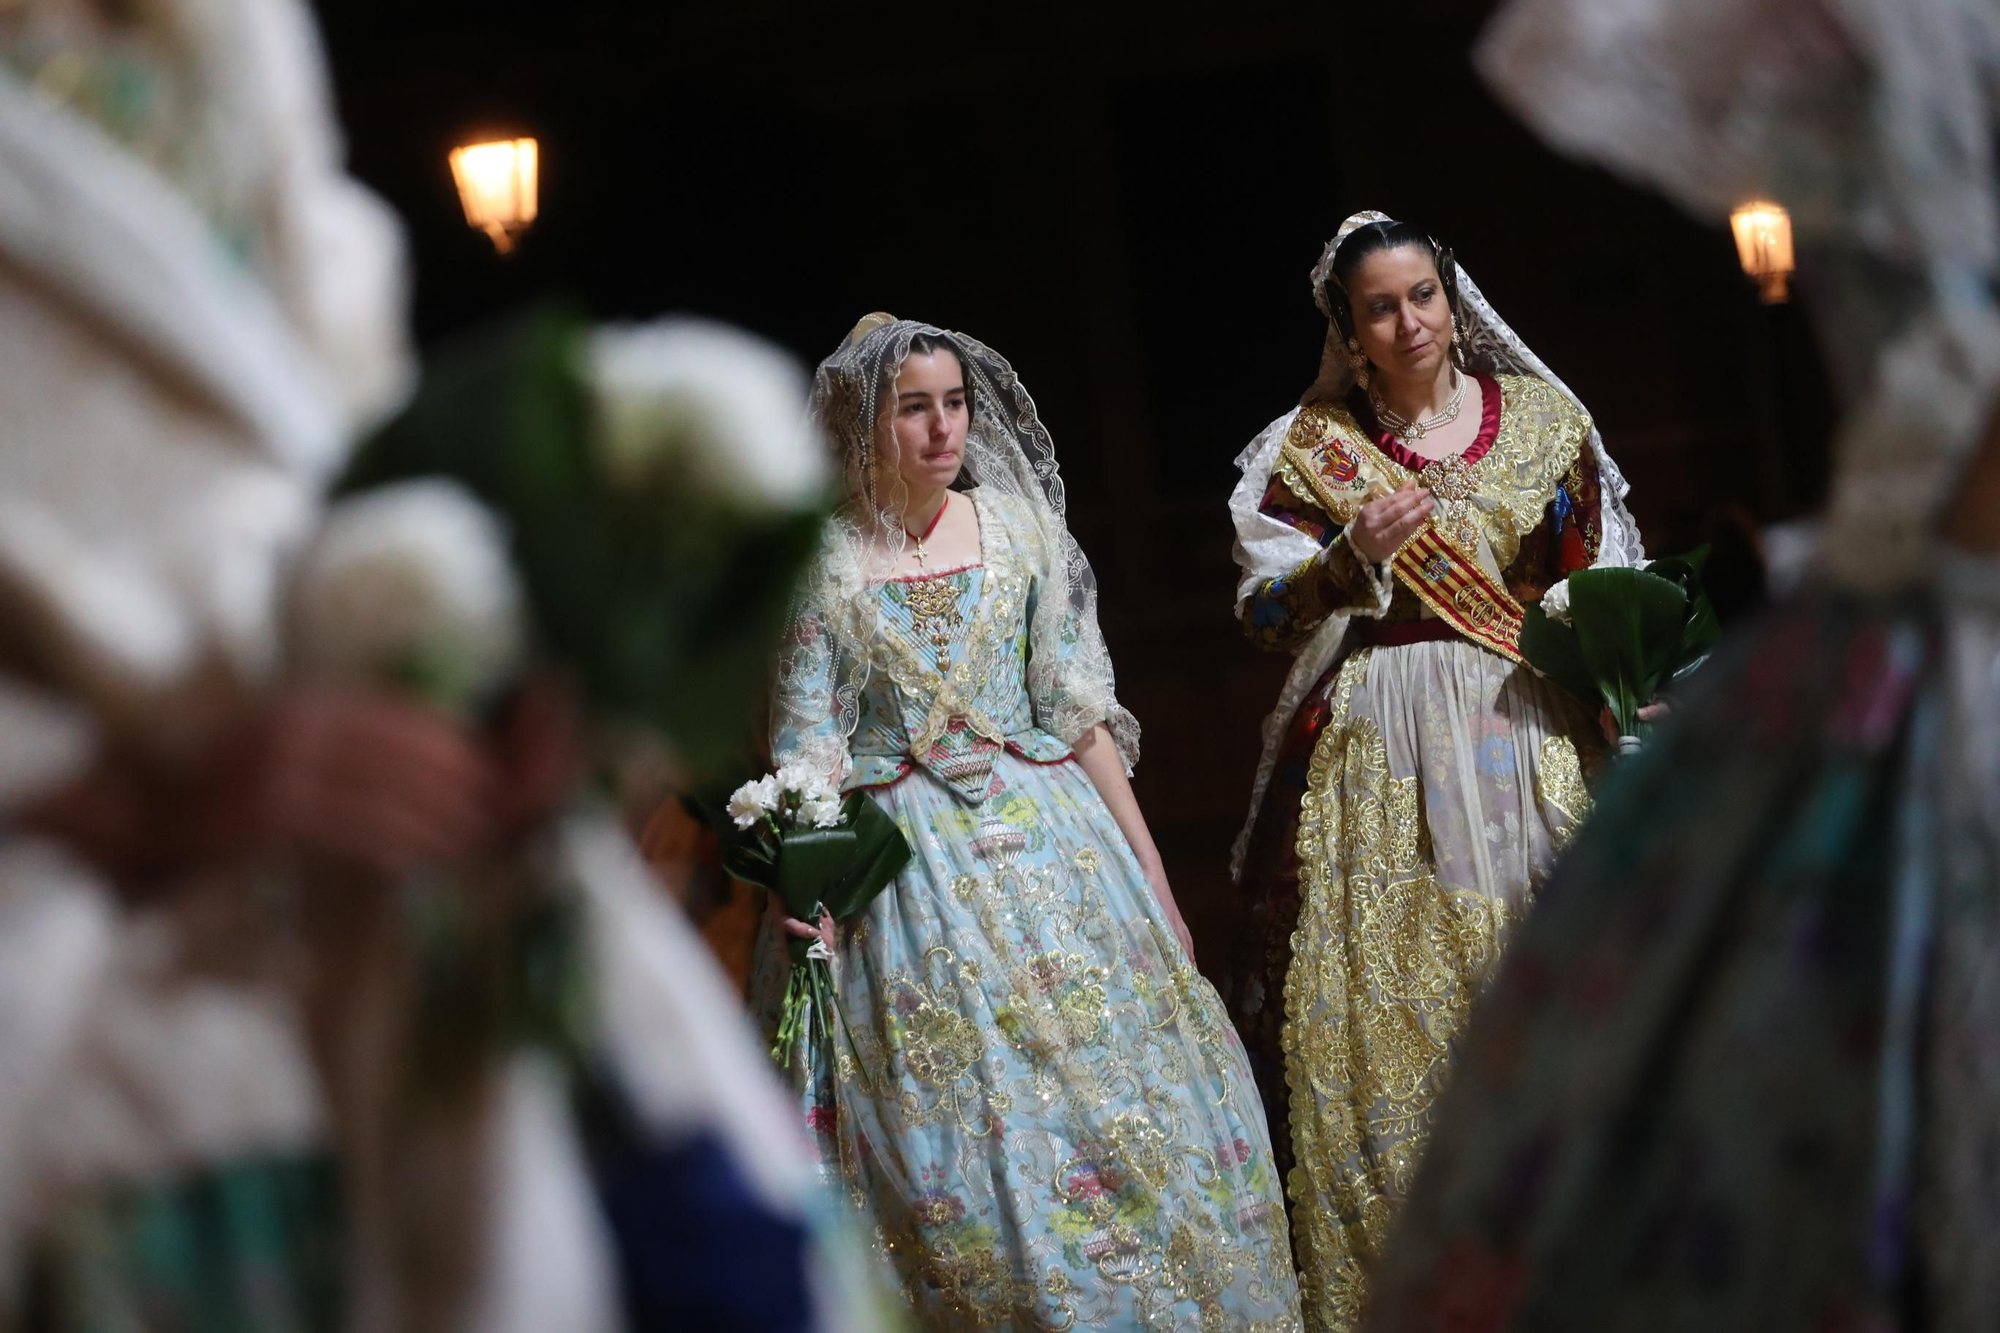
top-left (772, 791), bottom-right (912, 925)
top-left (693, 786), bottom-right (913, 963)
top-left (1645, 545), bottom-right (1722, 684)
top-left (1522, 548), bottom-right (1724, 748)
top-left (1567, 567), bottom-right (1688, 737)
top-left (1519, 603), bottom-right (1598, 706)
top-left (696, 788), bottom-right (909, 1086)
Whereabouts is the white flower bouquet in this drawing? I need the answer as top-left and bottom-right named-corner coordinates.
top-left (284, 312), bottom-right (832, 1161)
top-left (700, 765), bottom-right (910, 1081)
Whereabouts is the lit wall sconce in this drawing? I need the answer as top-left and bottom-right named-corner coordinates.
top-left (450, 137), bottom-right (539, 253)
top-left (1730, 201), bottom-right (1794, 303)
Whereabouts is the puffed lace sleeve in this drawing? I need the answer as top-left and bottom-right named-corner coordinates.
top-left (768, 596), bottom-right (852, 785)
top-left (1010, 498), bottom-right (1142, 770)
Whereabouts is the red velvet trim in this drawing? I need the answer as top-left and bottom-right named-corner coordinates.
top-left (1356, 373), bottom-right (1501, 472)
top-left (884, 562), bottom-right (985, 584)
top-left (1005, 742), bottom-right (1075, 766)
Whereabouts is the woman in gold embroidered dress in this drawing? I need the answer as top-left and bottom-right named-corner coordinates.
top-left (753, 315), bottom-right (1302, 1331)
top-left (1217, 213), bottom-right (1647, 1331)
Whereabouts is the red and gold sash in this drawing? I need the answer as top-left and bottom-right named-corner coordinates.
top-left (1276, 401), bottom-right (1528, 664)
top-left (1386, 524), bottom-right (1526, 663)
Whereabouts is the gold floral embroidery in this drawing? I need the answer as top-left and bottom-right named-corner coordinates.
top-left (901, 572), bottom-right (967, 672)
top-left (1163, 1222), bottom-right (1236, 1332)
top-left (798, 487), bottom-right (1302, 1329)
top-left (873, 496), bottom-right (1024, 757)
top-left (1536, 734), bottom-right (1592, 850)
top-left (1281, 649), bottom-right (1524, 1331)
top-left (893, 1218), bottom-right (1045, 1331)
top-left (886, 945), bottom-right (1011, 1137)
top-left (847, 830), bottom-right (1297, 1330)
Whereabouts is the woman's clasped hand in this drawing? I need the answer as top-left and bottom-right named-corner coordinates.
top-left (1348, 479), bottom-right (1435, 563)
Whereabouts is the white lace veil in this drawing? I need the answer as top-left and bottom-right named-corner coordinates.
top-left (773, 314), bottom-right (1137, 782)
top-left (1226, 211), bottom-right (1645, 876)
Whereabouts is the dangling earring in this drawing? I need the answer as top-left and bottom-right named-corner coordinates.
top-left (1450, 316), bottom-right (1468, 371)
top-left (1346, 336), bottom-right (1372, 391)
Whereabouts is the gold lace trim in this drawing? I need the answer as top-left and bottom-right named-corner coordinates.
top-left (1536, 734), bottom-right (1591, 851)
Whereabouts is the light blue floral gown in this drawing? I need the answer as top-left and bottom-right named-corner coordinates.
top-left (756, 491), bottom-right (1302, 1332)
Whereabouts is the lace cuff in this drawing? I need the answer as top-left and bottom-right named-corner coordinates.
top-left (1329, 528), bottom-right (1397, 615)
top-left (1242, 530), bottom-right (1393, 651)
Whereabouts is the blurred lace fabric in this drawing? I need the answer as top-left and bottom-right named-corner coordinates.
top-left (1361, 2), bottom-right (2000, 1331)
top-left (0, 0), bottom-right (411, 1312)
top-left (0, 4), bottom-right (883, 1332)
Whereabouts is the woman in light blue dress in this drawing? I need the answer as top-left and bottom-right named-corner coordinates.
top-left (752, 314), bottom-right (1301, 1331)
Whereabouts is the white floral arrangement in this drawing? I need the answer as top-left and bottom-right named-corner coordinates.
top-left (705, 759), bottom-right (910, 1081)
top-left (290, 479), bottom-right (525, 713)
top-left (588, 318), bottom-right (827, 512)
top-left (727, 762), bottom-right (844, 833)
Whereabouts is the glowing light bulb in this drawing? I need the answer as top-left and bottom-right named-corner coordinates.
top-left (449, 137), bottom-right (539, 253)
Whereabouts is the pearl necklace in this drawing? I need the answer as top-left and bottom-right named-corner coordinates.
top-left (1370, 371), bottom-right (1466, 445)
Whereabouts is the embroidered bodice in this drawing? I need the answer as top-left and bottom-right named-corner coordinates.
top-left (846, 559), bottom-right (1072, 802)
top-left (775, 490), bottom-right (1086, 806)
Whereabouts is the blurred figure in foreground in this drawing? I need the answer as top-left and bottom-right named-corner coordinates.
top-left (1364, 1), bottom-right (2000, 1330)
top-left (0, 3), bottom-right (886, 1330)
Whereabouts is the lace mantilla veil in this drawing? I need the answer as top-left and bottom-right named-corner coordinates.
top-left (774, 314), bottom-right (1138, 782)
top-left (1226, 211), bottom-right (1646, 876)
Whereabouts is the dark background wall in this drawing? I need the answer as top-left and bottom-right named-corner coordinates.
top-left (311, 0), bottom-right (1833, 954)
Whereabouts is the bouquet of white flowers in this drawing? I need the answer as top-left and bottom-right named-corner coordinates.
top-left (700, 766), bottom-right (910, 1083)
top-left (287, 316), bottom-right (833, 1313)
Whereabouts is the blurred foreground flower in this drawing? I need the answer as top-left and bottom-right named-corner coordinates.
top-left (291, 479), bottom-right (526, 713)
top-left (340, 308), bottom-right (827, 783)
top-left (589, 320), bottom-right (825, 511)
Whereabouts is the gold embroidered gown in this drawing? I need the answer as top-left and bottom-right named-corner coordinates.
top-left (1221, 374), bottom-right (1606, 1331)
top-left (757, 489), bottom-right (1303, 1332)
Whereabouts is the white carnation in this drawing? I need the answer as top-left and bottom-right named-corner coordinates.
top-left (773, 761), bottom-right (822, 800)
top-left (1539, 578), bottom-right (1573, 626)
top-left (588, 318), bottom-right (824, 511)
top-left (798, 795), bottom-right (844, 830)
top-left (727, 774), bottom-right (781, 829)
top-left (291, 480), bottom-right (525, 711)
